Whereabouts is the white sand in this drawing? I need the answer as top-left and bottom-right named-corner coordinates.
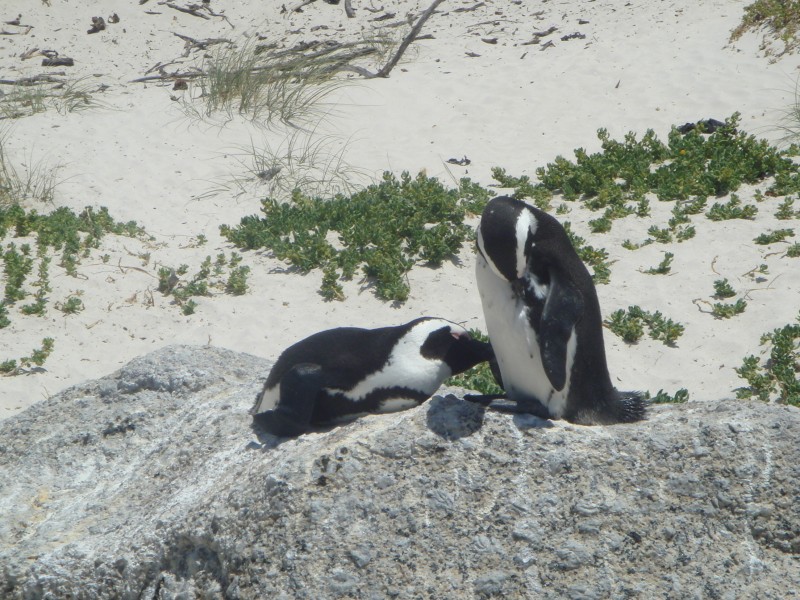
top-left (1, 0), bottom-right (798, 419)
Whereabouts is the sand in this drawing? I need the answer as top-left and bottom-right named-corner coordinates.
top-left (0, 0), bottom-right (798, 419)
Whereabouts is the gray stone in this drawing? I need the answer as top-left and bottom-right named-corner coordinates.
top-left (0, 345), bottom-right (798, 599)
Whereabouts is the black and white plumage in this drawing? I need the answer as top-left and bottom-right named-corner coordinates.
top-left (252, 317), bottom-right (494, 437)
top-left (475, 195), bottom-right (646, 425)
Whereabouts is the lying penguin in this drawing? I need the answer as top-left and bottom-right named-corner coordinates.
top-left (475, 195), bottom-right (646, 425)
top-left (252, 317), bottom-right (494, 437)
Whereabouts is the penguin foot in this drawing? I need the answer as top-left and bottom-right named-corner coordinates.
top-left (510, 397), bottom-right (553, 420)
top-left (252, 410), bottom-right (309, 438)
top-left (465, 395), bottom-right (553, 420)
top-left (615, 390), bottom-right (648, 423)
top-left (463, 393), bottom-right (505, 407)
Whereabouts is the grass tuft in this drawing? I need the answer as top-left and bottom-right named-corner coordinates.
top-left (219, 126), bottom-right (368, 203)
top-left (0, 78), bottom-right (105, 120)
top-left (187, 37), bottom-right (379, 126)
top-left (730, 1), bottom-right (800, 59)
top-left (0, 128), bottom-right (60, 206)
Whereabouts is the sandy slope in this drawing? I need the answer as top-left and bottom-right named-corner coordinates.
top-left (0, 0), bottom-right (798, 419)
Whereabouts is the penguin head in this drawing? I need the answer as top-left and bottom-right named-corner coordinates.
top-left (476, 196), bottom-right (537, 283)
top-left (414, 318), bottom-right (494, 376)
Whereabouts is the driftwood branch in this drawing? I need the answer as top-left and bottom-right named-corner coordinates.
top-left (132, 39), bottom-right (378, 84)
top-left (132, 0), bottom-right (444, 86)
top-left (291, 0), bottom-right (316, 11)
top-left (173, 32), bottom-right (232, 56)
top-left (348, 0), bottom-right (446, 78)
top-left (131, 70), bottom-right (205, 84)
top-left (0, 73), bottom-right (65, 86)
top-left (454, 2), bottom-right (484, 12)
top-left (159, 2), bottom-right (210, 20)
top-left (521, 26), bottom-right (557, 45)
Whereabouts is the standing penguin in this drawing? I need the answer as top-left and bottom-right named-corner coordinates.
top-left (475, 195), bottom-right (646, 425)
top-left (253, 317), bottom-right (494, 437)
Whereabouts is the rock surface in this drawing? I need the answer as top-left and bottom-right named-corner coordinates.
top-left (1, 345), bottom-right (798, 599)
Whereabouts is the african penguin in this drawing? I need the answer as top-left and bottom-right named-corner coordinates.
top-left (475, 195), bottom-right (646, 425)
top-left (252, 317), bottom-right (494, 437)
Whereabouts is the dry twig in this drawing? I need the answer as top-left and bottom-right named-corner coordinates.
top-left (291, 0), bottom-right (316, 11)
top-left (159, 2), bottom-right (210, 19)
top-left (346, 0), bottom-right (446, 78)
top-left (454, 2), bottom-right (484, 12)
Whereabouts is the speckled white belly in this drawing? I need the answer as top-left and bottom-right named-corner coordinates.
top-left (475, 253), bottom-right (569, 417)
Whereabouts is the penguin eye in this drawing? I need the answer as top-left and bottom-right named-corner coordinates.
top-left (421, 327), bottom-right (458, 359)
top-left (450, 329), bottom-right (469, 340)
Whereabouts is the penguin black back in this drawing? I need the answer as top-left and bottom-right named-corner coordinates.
top-left (476, 196), bottom-right (646, 425)
top-left (253, 317), bottom-right (494, 436)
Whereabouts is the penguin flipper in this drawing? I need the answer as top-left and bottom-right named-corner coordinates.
top-left (539, 272), bottom-right (584, 391)
top-left (253, 363), bottom-right (323, 437)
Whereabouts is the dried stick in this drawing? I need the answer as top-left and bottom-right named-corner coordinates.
top-left (131, 71), bottom-right (206, 83)
top-left (454, 2), bottom-right (484, 12)
top-left (173, 32), bottom-right (232, 56)
top-left (292, 0), bottom-right (316, 11)
top-left (378, 0), bottom-right (446, 76)
top-left (0, 73), bottom-right (65, 85)
top-left (159, 2), bottom-right (210, 20)
top-left (348, 0), bottom-right (446, 78)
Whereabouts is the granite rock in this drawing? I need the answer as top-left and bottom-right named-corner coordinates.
top-left (1, 345), bottom-right (798, 599)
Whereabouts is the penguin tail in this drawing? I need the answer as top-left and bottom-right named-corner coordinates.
top-left (614, 390), bottom-right (648, 423)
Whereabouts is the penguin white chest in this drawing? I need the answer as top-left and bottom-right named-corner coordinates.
top-left (475, 253), bottom-right (572, 418)
top-left (328, 331), bottom-right (451, 412)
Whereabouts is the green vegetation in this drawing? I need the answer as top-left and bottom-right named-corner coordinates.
top-left (0, 204), bottom-right (145, 326)
top-left (158, 252), bottom-right (251, 314)
top-left (446, 329), bottom-right (504, 395)
top-left (705, 194), bottom-right (758, 221)
top-left (490, 167), bottom-right (552, 210)
top-left (744, 263), bottom-right (770, 280)
top-left (56, 294), bottom-right (84, 315)
top-left (754, 228), bottom-right (795, 244)
top-left (736, 312), bottom-right (800, 404)
top-left (561, 223), bottom-right (612, 284)
top-left (605, 306), bottom-right (684, 346)
top-left (713, 278), bottom-right (736, 299)
top-left (646, 388), bottom-right (689, 404)
top-left (731, 1), bottom-right (800, 58)
top-left (20, 247), bottom-right (50, 316)
top-left (219, 113), bottom-right (800, 302)
top-left (532, 114), bottom-right (795, 202)
top-left (0, 337), bottom-right (55, 375)
top-left (711, 298), bottom-right (748, 319)
top-left (221, 171), bottom-right (488, 302)
top-left (775, 196), bottom-right (798, 219)
top-left (3, 243), bottom-right (33, 303)
top-left (493, 114), bottom-right (800, 250)
top-left (701, 280), bottom-right (748, 319)
top-left (644, 252), bottom-right (674, 275)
